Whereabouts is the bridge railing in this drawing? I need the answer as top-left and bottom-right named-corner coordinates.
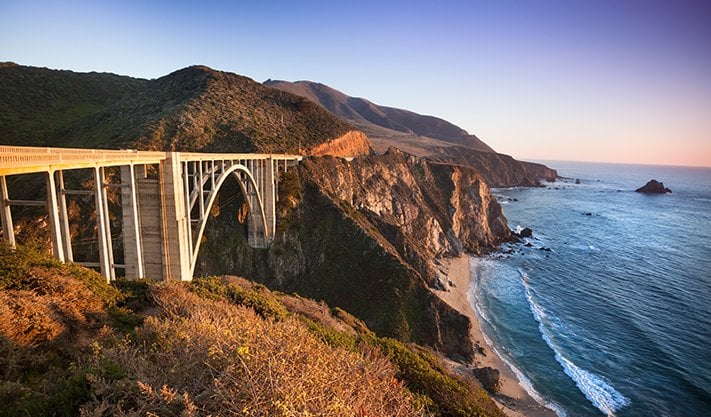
top-left (177, 152), bottom-right (303, 162)
top-left (0, 146), bottom-right (167, 176)
top-left (0, 146), bottom-right (303, 176)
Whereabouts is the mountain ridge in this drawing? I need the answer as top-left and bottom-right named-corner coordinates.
top-left (265, 79), bottom-right (557, 186)
top-left (0, 64), bottom-right (369, 156)
top-left (265, 79), bottom-right (495, 153)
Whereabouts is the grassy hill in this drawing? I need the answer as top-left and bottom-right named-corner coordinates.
top-left (0, 62), bottom-right (147, 147)
top-left (0, 243), bottom-right (504, 417)
top-left (264, 79), bottom-right (494, 154)
top-left (0, 64), bottom-right (358, 154)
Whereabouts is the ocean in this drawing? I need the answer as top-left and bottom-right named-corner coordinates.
top-left (471, 161), bottom-right (711, 417)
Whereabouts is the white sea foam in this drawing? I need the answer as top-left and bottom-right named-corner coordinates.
top-left (470, 264), bottom-right (567, 417)
top-left (489, 342), bottom-right (568, 417)
top-left (521, 272), bottom-right (631, 416)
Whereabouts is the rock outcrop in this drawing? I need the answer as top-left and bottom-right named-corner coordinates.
top-left (195, 150), bottom-right (512, 361)
top-left (473, 367), bottom-right (501, 393)
top-left (308, 130), bottom-right (371, 157)
top-left (517, 227), bottom-right (533, 238)
top-left (635, 179), bottom-right (672, 194)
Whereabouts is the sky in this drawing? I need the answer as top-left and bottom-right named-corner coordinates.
top-left (1, 0), bottom-right (710, 167)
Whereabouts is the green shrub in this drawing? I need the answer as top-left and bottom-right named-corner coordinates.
top-left (300, 317), bottom-right (359, 351)
top-left (0, 242), bottom-right (59, 290)
top-left (366, 336), bottom-right (503, 417)
top-left (0, 242), bottom-right (122, 306)
top-left (191, 276), bottom-right (287, 321)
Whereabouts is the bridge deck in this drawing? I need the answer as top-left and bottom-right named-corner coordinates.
top-left (0, 145), bottom-right (302, 176)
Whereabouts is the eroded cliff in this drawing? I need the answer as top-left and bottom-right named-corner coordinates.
top-left (195, 149), bottom-right (511, 360)
top-left (308, 130), bottom-right (371, 157)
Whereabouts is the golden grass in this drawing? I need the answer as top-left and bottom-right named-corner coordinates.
top-left (78, 283), bottom-right (423, 416)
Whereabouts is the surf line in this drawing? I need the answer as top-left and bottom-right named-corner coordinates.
top-left (519, 269), bottom-right (630, 416)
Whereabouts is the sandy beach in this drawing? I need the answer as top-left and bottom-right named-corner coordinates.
top-left (434, 255), bottom-right (557, 417)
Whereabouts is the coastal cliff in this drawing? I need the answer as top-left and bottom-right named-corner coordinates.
top-left (307, 129), bottom-right (371, 156)
top-left (431, 146), bottom-right (558, 187)
top-left (196, 149), bottom-right (511, 360)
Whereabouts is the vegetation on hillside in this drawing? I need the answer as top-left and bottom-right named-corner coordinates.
top-left (0, 63), bottom-right (147, 147)
top-left (0, 244), bottom-right (504, 417)
top-left (0, 64), bottom-right (356, 153)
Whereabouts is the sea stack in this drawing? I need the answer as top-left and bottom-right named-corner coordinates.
top-left (635, 179), bottom-right (672, 194)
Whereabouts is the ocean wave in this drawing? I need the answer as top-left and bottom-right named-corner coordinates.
top-left (491, 343), bottom-right (568, 417)
top-left (471, 266), bottom-right (567, 416)
top-left (521, 272), bottom-right (631, 416)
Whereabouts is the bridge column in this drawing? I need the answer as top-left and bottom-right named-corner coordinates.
top-left (94, 166), bottom-right (114, 280)
top-left (160, 153), bottom-right (192, 280)
top-left (56, 170), bottom-right (73, 262)
top-left (120, 164), bottom-right (145, 279)
top-left (0, 176), bottom-right (15, 248)
top-left (265, 156), bottom-right (276, 241)
top-left (46, 171), bottom-right (65, 262)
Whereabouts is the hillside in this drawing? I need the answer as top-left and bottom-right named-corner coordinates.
top-left (195, 149), bottom-right (512, 360)
top-left (0, 64), bottom-right (369, 156)
top-left (264, 79), bottom-right (557, 186)
top-left (264, 79), bottom-right (494, 153)
top-left (0, 244), bottom-right (503, 417)
top-left (0, 62), bottom-right (147, 147)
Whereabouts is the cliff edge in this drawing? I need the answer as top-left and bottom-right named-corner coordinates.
top-left (195, 150), bottom-right (511, 360)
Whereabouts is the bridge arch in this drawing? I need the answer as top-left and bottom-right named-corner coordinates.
top-left (188, 163), bottom-right (268, 276)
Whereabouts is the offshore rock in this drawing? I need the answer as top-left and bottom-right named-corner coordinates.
top-left (635, 179), bottom-right (672, 194)
top-left (518, 227), bottom-right (533, 238)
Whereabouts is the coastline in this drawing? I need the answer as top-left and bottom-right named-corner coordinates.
top-left (435, 255), bottom-right (557, 417)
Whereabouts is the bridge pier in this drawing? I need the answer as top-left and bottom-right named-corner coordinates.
top-left (94, 167), bottom-right (115, 280)
top-left (159, 153), bottom-right (193, 280)
top-left (57, 171), bottom-right (74, 262)
top-left (0, 176), bottom-right (15, 248)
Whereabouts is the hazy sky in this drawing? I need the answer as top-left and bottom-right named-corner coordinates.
top-left (2, 0), bottom-right (710, 166)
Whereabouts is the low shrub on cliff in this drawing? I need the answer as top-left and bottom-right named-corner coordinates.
top-left (78, 283), bottom-right (421, 416)
top-left (190, 275), bottom-right (287, 320)
top-left (0, 245), bottom-right (503, 417)
top-left (368, 337), bottom-right (501, 417)
top-left (0, 243), bottom-right (122, 416)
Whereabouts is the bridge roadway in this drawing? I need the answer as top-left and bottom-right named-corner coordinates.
top-left (0, 145), bottom-right (302, 281)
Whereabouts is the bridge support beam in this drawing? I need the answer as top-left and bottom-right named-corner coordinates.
top-left (94, 167), bottom-right (114, 281)
top-left (0, 176), bottom-right (15, 248)
top-left (160, 153), bottom-right (192, 280)
top-left (56, 170), bottom-right (73, 262)
top-left (265, 157), bottom-right (276, 239)
top-left (120, 165), bottom-right (145, 279)
top-left (46, 171), bottom-right (65, 262)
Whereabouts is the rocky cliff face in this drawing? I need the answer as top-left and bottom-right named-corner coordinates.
top-left (431, 146), bottom-right (558, 187)
top-left (195, 150), bottom-right (511, 360)
top-left (308, 130), bottom-right (371, 157)
top-left (301, 148), bottom-right (510, 281)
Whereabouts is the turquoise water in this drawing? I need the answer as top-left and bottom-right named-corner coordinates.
top-left (472, 162), bottom-right (711, 417)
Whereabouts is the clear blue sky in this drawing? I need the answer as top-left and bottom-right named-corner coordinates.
top-left (2, 0), bottom-right (710, 166)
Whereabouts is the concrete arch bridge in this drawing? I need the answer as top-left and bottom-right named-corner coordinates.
top-left (0, 146), bottom-right (301, 281)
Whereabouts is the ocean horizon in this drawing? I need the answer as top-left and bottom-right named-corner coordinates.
top-left (471, 161), bottom-right (711, 416)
